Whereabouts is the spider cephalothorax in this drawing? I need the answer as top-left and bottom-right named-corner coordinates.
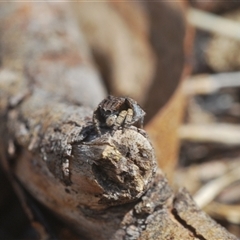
top-left (93, 95), bottom-right (145, 135)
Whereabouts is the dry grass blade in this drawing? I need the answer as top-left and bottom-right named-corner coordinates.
top-left (184, 72), bottom-right (240, 95)
top-left (188, 7), bottom-right (240, 40)
top-left (179, 124), bottom-right (240, 145)
top-left (205, 202), bottom-right (240, 224)
top-left (193, 165), bottom-right (240, 208)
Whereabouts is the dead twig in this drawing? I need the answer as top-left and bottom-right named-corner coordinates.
top-left (205, 202), bottom-right (240, 224)
top-left (184, 72), bottom-right (240, 95)
top-left (194, 165), bottom-right (240, 208)
top-left (187, 7), bottom-right (240, 40)
top-left (179, 123), bottom-right (240, 145)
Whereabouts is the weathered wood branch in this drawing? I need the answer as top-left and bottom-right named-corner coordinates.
top-left (0, 2), bottom-right (238, 240)
top-left (1, 78), bottom-right (157, 239)
top-left (0, 2), bottom-right (106, 109)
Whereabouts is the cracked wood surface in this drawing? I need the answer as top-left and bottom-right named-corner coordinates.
top-left (0, 2), bottom-right (238, 240)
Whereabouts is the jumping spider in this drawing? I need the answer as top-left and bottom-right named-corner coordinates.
top-left (93, 95), bottom-right (145, 135)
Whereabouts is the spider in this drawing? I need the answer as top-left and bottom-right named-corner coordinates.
top-left (93, 95), bottom-right (145, 135)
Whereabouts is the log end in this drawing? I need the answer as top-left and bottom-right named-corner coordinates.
top-left (71, 127), bottom-right (157, 207)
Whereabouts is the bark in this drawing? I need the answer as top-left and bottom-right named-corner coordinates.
top-left (0, 2), bottom-right (237, 240)
top-left (0, 2), bottom-right (106, 109)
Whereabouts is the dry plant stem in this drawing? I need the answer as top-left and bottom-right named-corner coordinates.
top-left (188, 7), bottom-right (240, 40)
top-left (205, 202), bottom-right (240, 224)
top-left (193, 165), bottom-right (240, 208)
top-left (184, 72), bottom-right (240, 95)
top-left (175, 158), bottom-right (240, 194)
top-left (190, 0), bottom-right (240, 13)
top-left (179, 123), bottom-right (240, 145)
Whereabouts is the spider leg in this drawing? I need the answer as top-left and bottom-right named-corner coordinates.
top-left (62, 159), bottom-right (70, 177)
top-left (106, 114), bottom-right (117, 127)
top-left (92, 111), bottom-right (102, 135)
top-left (120, 108), bottom-right (133, 133)
top-left (124, 109), bottom-right (133, 126)
top-left (139, 117), bottom-right (144, 128)
top-left (115, 110), bottom-right (127, 127)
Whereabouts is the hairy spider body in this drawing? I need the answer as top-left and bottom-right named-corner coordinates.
top-left (93, 95), bottom-right (145, 135)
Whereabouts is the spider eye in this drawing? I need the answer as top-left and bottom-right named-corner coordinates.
top-left (104, 110), bottom-right (112, 116)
